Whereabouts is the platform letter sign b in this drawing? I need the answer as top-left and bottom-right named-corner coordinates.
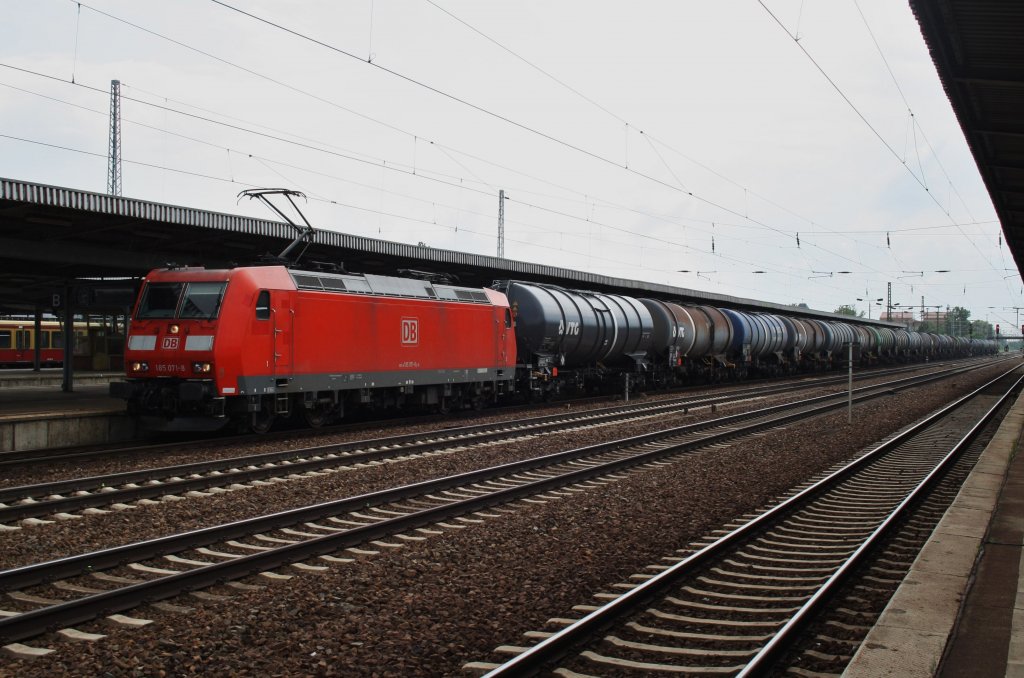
top-left (401, 318), bottom-right (419, 345)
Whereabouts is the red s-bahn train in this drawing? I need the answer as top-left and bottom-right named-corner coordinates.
top-left (110, 263), bottom-right (996, 432)
top-left (0, 319), bottom-right (91, 367)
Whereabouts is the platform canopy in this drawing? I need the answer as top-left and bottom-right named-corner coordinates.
top-left (0, 177), bottom-right (891, 325)
top-left (911, 0), bottom-right (1024, 280)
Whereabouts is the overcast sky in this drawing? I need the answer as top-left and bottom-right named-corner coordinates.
top-left (2, 1), bottom-right (1020, 327)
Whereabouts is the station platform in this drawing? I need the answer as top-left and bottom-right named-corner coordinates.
top-left (0, 368), bottom-right (121, 390)
top-left (0, 370), bottom-right (136, 452)
top-left (844, 392), bottom-right (1024, 677)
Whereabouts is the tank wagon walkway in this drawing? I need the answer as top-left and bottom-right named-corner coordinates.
top-left (844, 391), bottom-right (1024, 677)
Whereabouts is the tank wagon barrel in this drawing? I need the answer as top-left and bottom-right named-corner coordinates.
top-left (502, 281), bottom-right (654, 370)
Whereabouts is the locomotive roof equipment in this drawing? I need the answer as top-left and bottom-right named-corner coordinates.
top-left (238, 188), bottom-right (317, 266)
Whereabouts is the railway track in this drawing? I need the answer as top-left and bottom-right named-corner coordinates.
top-left (0, 357), bottom-right (994, 470)
top-left (0, 361), bottom-right (1009, 651)
top-left (0, 361), bottom-right (991, 526)
top-left (466, 366), bottom-right (1023, 676)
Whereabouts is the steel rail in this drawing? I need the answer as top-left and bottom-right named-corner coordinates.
top-left (0, 364), bottom-right (968, 524)
top-left (738, 370), bottom-right (1024, 675)
top-left (0, 362), bottom-right (984, 586)
top-left (0, 362), bottom-right (988, 644)
top-left (0, 356), bottom-right (994, 470)
top-left (0, 370), bottom-right (818, 467)
top-left (0, 368), bottom-right (934, 590)
top-left (480, 364), bottom-right (1023, 677)
top-left (0, 376), bottom-right (805, 501)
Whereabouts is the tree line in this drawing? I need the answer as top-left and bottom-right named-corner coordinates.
top-left (832, 304), bottom-right (996, 338)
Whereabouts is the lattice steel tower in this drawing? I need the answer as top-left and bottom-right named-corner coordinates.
top-left (497, 189), bottom-right (505, 258)
top-left (107, 79), bottom-right (122, 196)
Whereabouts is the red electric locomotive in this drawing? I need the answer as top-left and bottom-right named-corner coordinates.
top-left (111, 264), bottom-right (516, 431)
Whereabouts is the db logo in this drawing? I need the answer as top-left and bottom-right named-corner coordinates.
top-left (401, 318), bottom-right (419, 346)
top-left (162, 336), bottom-right (180, 350)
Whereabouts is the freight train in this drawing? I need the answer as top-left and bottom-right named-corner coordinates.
top-left (109, 264), bottom-right (997, 431)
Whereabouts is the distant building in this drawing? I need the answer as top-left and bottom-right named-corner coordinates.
top-left (921, 311), bottom-right (947, 324)
top-left (880, 310), bottom-right (914, 323)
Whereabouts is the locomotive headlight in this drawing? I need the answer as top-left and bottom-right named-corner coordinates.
top-left (193, 361), bottom-right (212, 373)
top-left (131, 361), bottom-right (149, 372)
top-left (169, 324), bottom-right (180, 334)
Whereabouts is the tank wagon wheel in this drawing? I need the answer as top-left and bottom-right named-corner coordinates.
top-left (251, 395), bottom-right (275, 434)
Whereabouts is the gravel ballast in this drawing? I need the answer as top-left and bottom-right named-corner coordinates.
top-left (0, 360), bottom-right (1015, 676)
top-left (0, 362), bottom-right (973, 491)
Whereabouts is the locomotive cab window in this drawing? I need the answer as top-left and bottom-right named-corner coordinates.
top-left (137, 281), bottom-right (227, 320)
top-left (179, 282), bottom-right (227, 319)
top-left (137, 282), bottom-right (184, 319)
top-left (255, 291), bottom-right (271, 320)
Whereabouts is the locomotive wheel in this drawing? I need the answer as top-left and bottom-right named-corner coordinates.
top-left (437, 397), bottom-right (451, 415)
top-left (251, 397), bottom-right (275, 434)
top-left (302, 405), bottom-right (329, 428)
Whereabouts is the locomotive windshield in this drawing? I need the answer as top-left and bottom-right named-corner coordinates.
top-left (180, 282), bottom-right (227, 319)
top-left (136, 281), bottom-right (227, 320)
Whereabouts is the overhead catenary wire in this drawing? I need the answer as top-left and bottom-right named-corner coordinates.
top-left (0, 126), bottom-right (814, 287)
top-left (0, 71), bottom-right (807, 267)
top-left (1, 56), bottom-right (895, 283)
top-left (419, 0), bottom-right (912, 261)
top-left (54, 0), bottom-right (998, 290)
top-left (756, 0), bottom-right (1002, 276)
top-left (204, 0), bottom-right (887, 273)
top-left (852, 0), bottom-right (978, 224)
top-left (420, 0), bottom-right (971, 304)
top-left (5, 3), bottom-right (1011, 310)
top-left (0, 75), bottom-right (986, 307)
top-left (3, 28), bottom-right (824, 261)
top-left (0, 70), bottom-right (996, 313)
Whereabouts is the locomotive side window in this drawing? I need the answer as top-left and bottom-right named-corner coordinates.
top-left (255, 291), bottom-right (271, 320)
top-left (137, 282), bottom-right (184, 319)
top-left (0, 330), bottom-right (10, 349)
top-left (16, 330), bottom-right (30, 350)
top-left (505, 308), bottom-right (512, 328)
top-left (180, 282), bottom-right (228, 319)
top-left (39, 331), bottom-right (50, 349)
